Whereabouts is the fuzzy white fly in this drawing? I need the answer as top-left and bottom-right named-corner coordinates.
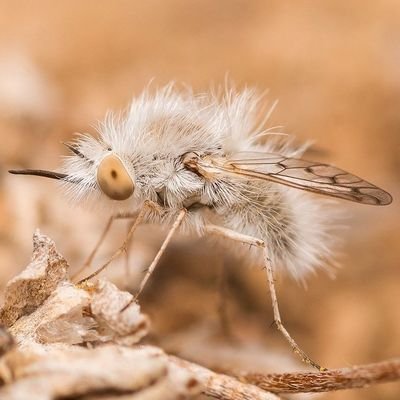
top-left (9, 84), bottom-right (392, 370)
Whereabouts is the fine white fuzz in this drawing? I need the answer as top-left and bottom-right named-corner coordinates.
top-left (61, 84), bottom-right (341, 280)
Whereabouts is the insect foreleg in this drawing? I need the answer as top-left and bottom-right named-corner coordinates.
top-left (72, 211), bottom-right (139, 281)
top-left (119, 208), bottom-right (187, 312)
top-left (77, 205), bottom-right (150, 284)
top-left (72, 215), bottom-right (115, 281)
top-left (134, 209), bottom-right (187, 300)
top-left (204, 224), bottom-right (326, 371)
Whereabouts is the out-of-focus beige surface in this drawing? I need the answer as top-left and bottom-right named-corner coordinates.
top-left (0, 1), bottom-right (399, 398)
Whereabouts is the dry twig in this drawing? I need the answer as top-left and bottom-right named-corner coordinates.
top-left (169, 356), bottom-right (280, 400)
top-left (239, 358), bottom-right (400, 393)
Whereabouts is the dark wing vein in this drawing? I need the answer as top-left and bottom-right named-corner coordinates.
top-left (199, 154), bottom-right (392, 206)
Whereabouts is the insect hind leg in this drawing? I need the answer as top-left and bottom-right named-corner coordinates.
top-left (204, 224), bottom-right (326, 371)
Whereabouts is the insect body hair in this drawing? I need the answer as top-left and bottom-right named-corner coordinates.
top-left (61, 84), bottom-right (340, 280)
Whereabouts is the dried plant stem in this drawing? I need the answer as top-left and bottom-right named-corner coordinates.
top-left (239, 358), bottom-right (400, 393)
top-left (168, 355), bottom-right (281, 400)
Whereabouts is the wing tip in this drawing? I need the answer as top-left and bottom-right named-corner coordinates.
top-left (377, 191), bottom-right (393, 206)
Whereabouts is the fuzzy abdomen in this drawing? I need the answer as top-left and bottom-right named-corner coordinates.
top-left (211, 180), bottom-right (336, 280)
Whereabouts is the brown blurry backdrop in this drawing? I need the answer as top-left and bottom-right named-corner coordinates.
top-left (0, 1), bottom-right (399, 399)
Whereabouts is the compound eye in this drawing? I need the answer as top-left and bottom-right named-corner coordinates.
top-left (97, 154), bottom-right (134, 200)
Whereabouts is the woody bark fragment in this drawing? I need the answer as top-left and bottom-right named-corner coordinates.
top-left (0, 232), bottom-right (203, 400)
top-left (0, 231), bottom-right (398, 400)
top-left (240, 358), bottom-right (400, 393)
top-left (0, 230), bottom-right (69, 327)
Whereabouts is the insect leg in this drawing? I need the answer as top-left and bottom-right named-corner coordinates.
top-left (262, 248), bottom-right (326, 371)
top-left (72, 212), bottom-right (140, 281)
top-left (119, 209), bottom-right (187, 312)
top-left (204, 224), bottom-right (325, 371)
top-left (123, 219), bottom-right (134, 285)
top-left (134, 209), bottom-right (187, 300)
top-left (77, 206), bottom-right (149, 284)
top-left (72, 216), bottom-right (114, 280)
top-left (205, 224), bottom-right (264, 247)
top-left (118, 214), bottom-right (144, 286)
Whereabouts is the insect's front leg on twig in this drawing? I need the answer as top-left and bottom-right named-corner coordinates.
top-left (72, 212), bottom-right (140, 281)
top-left (119, 208), bottom-right (187, 312)
top-left (134, 208), bottom-right (187, 299)
top-left (204, 224), bottom-right (326, 371)
top-left (76, 205), bottom-right (153, 284)
top-left (72, 215), bottom-right (115, 281)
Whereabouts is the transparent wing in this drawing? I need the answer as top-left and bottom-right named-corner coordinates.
top-left (197, 152), bottom-right (392, 205)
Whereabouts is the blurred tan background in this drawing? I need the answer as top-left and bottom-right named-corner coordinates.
top-left (0, 1), bottom-right (399, 399)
